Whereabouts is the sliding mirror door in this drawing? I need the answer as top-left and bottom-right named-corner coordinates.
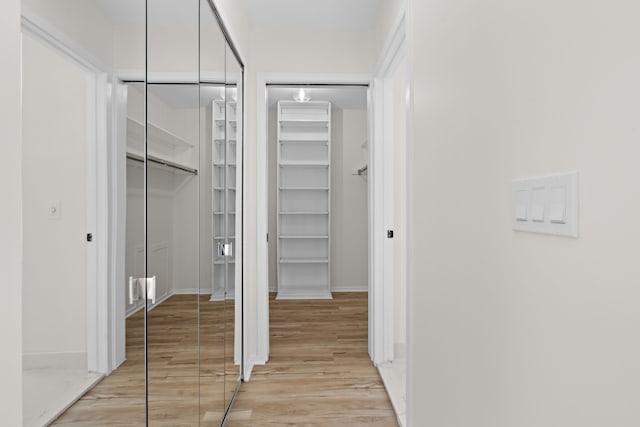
top-left (145, 0), bottom-right (202, 424)
top-left (199, 1), bottom-right (227, 424)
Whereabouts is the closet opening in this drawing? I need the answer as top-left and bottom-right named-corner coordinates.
top-left (256, 66), bottom-right (408, 426)
top-left (260, 85), bottom-right (372, 396)
top-left (267, 84), bottom-right (369, 301)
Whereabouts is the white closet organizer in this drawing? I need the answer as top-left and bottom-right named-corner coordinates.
top-left (212, 98), bottom-right (237, 300)
top-left (126, 117), bottom-right (197, 173)
top-left (277, 101), bottom-right (332, 299)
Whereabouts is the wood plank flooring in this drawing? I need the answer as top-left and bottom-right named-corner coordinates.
top-left (50, 293), bottom-right (397, 426)
top-left (52, 295), bottom-right (232, 426)
top-left (225, 292), bottom-right (398, 426)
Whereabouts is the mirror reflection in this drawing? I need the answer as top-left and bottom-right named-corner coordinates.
top-left (21, 0), bottom-right (242, 425)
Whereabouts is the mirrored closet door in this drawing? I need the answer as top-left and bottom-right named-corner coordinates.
top-left (29, 0), bottom-right (244, 425)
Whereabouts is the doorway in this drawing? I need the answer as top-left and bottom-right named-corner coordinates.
top-left (21, 29), bottom-right (103, 427)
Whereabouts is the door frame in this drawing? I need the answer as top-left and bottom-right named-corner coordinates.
top-left (254, 13), bottom-right (407, 372)
top-left (255, 73), bottom-right (376, 371)
top-left (21, 7), bottom-right (112, 375)
top-left (371, 11), bottom-right (408, 365)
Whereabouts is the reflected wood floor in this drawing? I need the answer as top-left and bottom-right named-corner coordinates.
top-left (52, 295), bottom-right (230, 426)
top-left (225, 292), bottom-right (399, 427)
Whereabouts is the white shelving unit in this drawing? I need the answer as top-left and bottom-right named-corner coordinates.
top-left (212, 98), bottom-right (238, 300)
top-left (277, 101), bottom-right (332, 300)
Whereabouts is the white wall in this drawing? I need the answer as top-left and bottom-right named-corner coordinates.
top-left (408, 0), bottom-right (640, 425)
top-left (22, 32), bottom-right (88, 357)
top-left (331, 108), bottom-right (368, 291)
top-left (392, 58), bottom-right (407, 350)
top-left (373, 0), bottom-right (406, 62)
top-left (22, 0), bottom-right (115, 67)
top-left (0, 0), bottom-right (23, 423)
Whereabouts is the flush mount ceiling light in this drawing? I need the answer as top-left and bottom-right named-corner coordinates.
top-left (293, 88), bottom-right (310, 102)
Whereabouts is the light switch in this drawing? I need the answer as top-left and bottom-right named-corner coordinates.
top-left (515, 205), bottom-right (528, 221)
top-left (531, 204), bottom-right (544, 222)
top-left (549, 187), bottom-right (566, 224)
top-left (512, 172), bottom-right (578, 237)
top-left (531, 187), bottom-right (545, 222)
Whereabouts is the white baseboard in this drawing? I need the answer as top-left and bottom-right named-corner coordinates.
top-left (23, 352), bottom-right (87, 371)
top-left (331, 284), bottom-right (368, 292)
top-left (243, 354), bottom-right (267, 382)
top-left (172, 288), bottom-right (213, 295)
top-left (271, 285), bottom-right (368, 294)
top-left (276, 290), bottom-right (333, 300)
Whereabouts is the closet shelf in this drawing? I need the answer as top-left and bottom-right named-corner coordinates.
top-left (279, 139), bottom-right (328, 145)
top-left (127, 117), bottom-right (194, 156)
top-left (279, 137), bottom-right (328, 143)
top-left (279, 119), bottom-right (328, 128)
top-left (279, 161), bottom-right (329, 167)
top-left (279, 258), bottom-right (329, 264)
top-left (279, 235), bottom-right (329, 239)
top-left (279, 187), bottom-right (329, 191)
top-left (280, 211), bottom-right (329, 215)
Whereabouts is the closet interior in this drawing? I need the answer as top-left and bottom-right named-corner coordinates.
top-left (268, 86), bottom-right (369, 298)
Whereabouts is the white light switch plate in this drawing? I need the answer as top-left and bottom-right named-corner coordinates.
top-left (511, 172), bottom-right (579, 237)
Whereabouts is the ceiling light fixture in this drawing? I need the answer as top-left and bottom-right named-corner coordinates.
top-left (293, 88), bottom-right (310, 102)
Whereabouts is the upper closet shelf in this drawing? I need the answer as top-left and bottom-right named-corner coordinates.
top-left (127, 117), bottom-right (194, 158)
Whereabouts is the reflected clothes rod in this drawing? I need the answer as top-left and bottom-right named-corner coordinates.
top-left (126, 152), bottom-right (198, 175)
top-left (353, 164), bottom-right (368, 176)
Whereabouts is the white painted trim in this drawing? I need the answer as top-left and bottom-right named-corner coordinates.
top-left (85, 73), bottom-right (100, 374)
top-left (20, 11), bottom-right (112, 376)
top-left (256, 73), bottom-right (372, 369)
top-left (243, 354), bottom-right (267, 382)
top-left (369, 78), bottom-right (385, 365)
top-left (275, 290), bottom-right (333, 300)
top-left (404, 0), bottom-right (414, 423)
top-left (369, 9), bottom-right (408, 367)
top-left (331, 285), bottom-right (368, 292)
top-left (112, 80), bottom-right (128, 370)
top-left (20, 7), bottom-right (112, 74)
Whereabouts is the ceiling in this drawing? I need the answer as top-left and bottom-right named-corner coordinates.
top-left (242, 0), bottom-right (381, 31)
top-left (95, 0), bottom-right (382, 30)
top-left (267, 86), bottom-right (368, 110)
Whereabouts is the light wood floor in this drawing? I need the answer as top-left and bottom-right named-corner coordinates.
top-left (52, 295), bottom-right (234, 426)
top-left (225, 292), bottom-right (399, 427)
top-left (51, 293), bottom-right (397, 426)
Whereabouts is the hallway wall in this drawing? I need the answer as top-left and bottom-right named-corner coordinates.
top-left (22, 0), bottom-right (115, 66)
top-left (0, 0), bottom-right (23, 424)
top-left (408, 0), bottom-right (640, 425)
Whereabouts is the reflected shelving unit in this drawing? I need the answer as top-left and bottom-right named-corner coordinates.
top-left (212, 98), bottom-right (238, 300)
top-left (277, 101), bottom-right (332, 299)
